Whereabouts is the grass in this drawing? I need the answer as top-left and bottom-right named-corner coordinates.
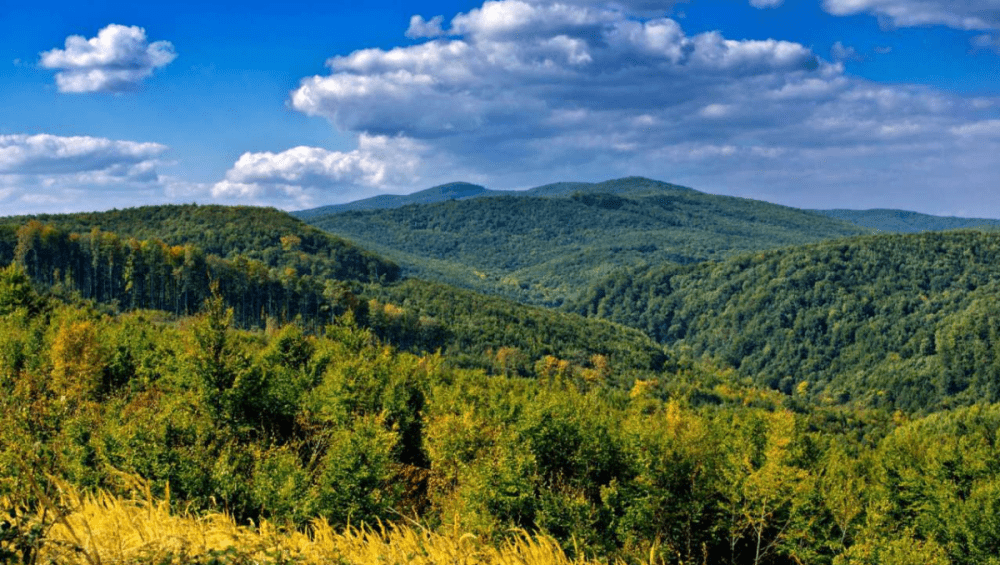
top-left (4, 480), bottom-right (637, 565)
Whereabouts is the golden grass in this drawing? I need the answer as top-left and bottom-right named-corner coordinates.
top-left (23, 483), bottom-right (616, 565)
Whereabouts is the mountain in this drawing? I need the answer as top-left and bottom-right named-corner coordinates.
top-left (570, 230), bottom-right (1000, 411)
top-left (295, 182), bottom-right (496, 218)
top-left (299, 177), bottom-right (865, 306)
top-left (816, 208), bottom-right (1000, 233)
top-left (293, 177), bottom-right (697, 219)
top-left (522, 176), bottom-right (695, 197)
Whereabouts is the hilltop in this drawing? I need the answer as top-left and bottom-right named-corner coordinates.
top-left (300, 177), bottom-right (865, 306)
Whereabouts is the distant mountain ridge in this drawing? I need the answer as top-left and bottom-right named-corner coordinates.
top-left (295, 182), bottom-right (497, 218)
top-left (293, 176), bottom-right (694, 217)
top-left (815, 208), bottom-right (1000, 233)
top-left (298, 177), bottom-right (865, 306)
top-left (299, 177), bottom-right (1000, 233)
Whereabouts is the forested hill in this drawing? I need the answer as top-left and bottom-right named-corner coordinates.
top-left (570, 230), bottom-right (1000, 411)
top-left (295, 182), bottom-right (496, 217)
top-left (816, 208), bottom-right (1000, 233)
top-left (292, 176), bottom-right (693, 217)
top-left (0, 204), bottom-right (401, 284)
top-left (302, 180), bottom-right (865, 306)
top-left (0, 207), bottom-right (665, 380)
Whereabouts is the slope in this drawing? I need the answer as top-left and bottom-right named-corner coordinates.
top-left (0, 204), bottom-right (401, 284)
top-left (0, 206), bottom-right (665, 379)
top-left (570, 230), bottom-right (1000, 411)
top-left (816, 208), bottom-right (1000, 233)
top-left (303, 177), bottom-right (865, 306)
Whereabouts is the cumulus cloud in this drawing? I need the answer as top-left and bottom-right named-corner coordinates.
top-left (0, 133), bottom-right (175, 214)
top-left (406, 15), bottom-right (447, 38)
top-left (40, 24), bottom-right (176, 93)
top-left (0, 134), bottom-right (166, 175)
top-left (213, 135), bottom-right (428, 208)
top-left (276, 0), bottom-right (1000, 216)
top-left (822, 0), bottom-right (1000, 30)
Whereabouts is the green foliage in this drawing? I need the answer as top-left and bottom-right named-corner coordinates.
top-left (367, 279), bottom-right (667, 381)
top-left (303, 180), bottom-right (863, 306)
top-left (0, 263), bottom-right (40, 317)
top-left (0, 205), bottom-right (400, 287)
top-left (572, 230), bottom-right (1000, 411)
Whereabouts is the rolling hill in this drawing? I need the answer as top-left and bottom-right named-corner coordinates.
top-left (569, 230), bottom-right (1000, 411)
top-left (300, 177), bottom-right (866, 306)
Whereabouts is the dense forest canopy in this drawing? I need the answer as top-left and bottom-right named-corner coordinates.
top-left (0, 204), bottom-right (400, 284)
top-left (303, 181), bottom-right (864, 306)
top-left (571, 230), bottom-right (1000, 412)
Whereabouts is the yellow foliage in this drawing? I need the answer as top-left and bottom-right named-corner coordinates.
top-left (31, 484), bottom-right (615, 565)
top-left (383, 302), bottom-right (406, 319)
top-left (629, 379), bottom-right (655, 400)
top-left (51, 319), bottom-right (106, 399)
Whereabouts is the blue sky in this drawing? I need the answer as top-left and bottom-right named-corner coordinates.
top-left (2, 0), bottom-right (999, 216)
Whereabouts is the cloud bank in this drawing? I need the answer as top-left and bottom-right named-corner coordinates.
top-left (822, 0), bottom-right (1000, 30)
top-left (0, 134), bottom-right (172, 214)
top-left (40, 24), bottom-right (176, 93)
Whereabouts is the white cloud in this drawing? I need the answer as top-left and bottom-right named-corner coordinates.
top-left (406, 15), bottom-right (447, 39)
top-left (831, 41), bottom-right (862, 61)
top-left (750, 0), bottom-right (784, 8)
top-left (213, 135), bottom-right (427, 208)
top-left (0, 134), bottom-right (166, 175)
top-left (822, 0), bottom-right (1000, 30)
top-left (40, 24), bottom-right (176, 93)
top-left (0, 133), bottom-right (177, 215)
top-left (275, 0), bottom-right (1000, 216)
top-left (951, 119), bottom-right (1000, 136)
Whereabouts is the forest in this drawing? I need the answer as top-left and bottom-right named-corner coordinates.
top-left (569, 230), bottom-right (1000, 412)
top-left (3, 191), bottom-right (1000, 564)
top-left (301, 177), bottom-right (863, 306)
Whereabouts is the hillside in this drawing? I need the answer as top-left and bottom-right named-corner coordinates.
top-left (570, 230), bottom-right (1000, 411)
top-left (0, 204), bottom-right (401, 284)
top-left (8, 203), bottom-right (1000, 564)
top-left (5, 265), bottom-right (1000, 565)
top-left (0, 208), bottom-right (664, 381)
top-left (816, 208), bottom-right (1000, 232)
top-left (302, 177), bottom-right (865, 306)
top-left (367, 278), bottom-right (667, 381)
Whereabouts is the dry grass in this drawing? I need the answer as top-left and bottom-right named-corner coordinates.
top-left (20, 482), bottom-right (618, 565)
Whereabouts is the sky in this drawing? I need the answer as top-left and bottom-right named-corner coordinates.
top-left (1, 0), bottom-right (999, 217)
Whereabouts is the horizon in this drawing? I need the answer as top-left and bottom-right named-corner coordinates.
top-left (2, 0), bottom-right (999, 218)
top-left (3, 175), bottom-right (1000, 222)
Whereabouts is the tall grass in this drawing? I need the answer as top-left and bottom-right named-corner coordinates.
top-left (7, 481), bottom-right (633, 565)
